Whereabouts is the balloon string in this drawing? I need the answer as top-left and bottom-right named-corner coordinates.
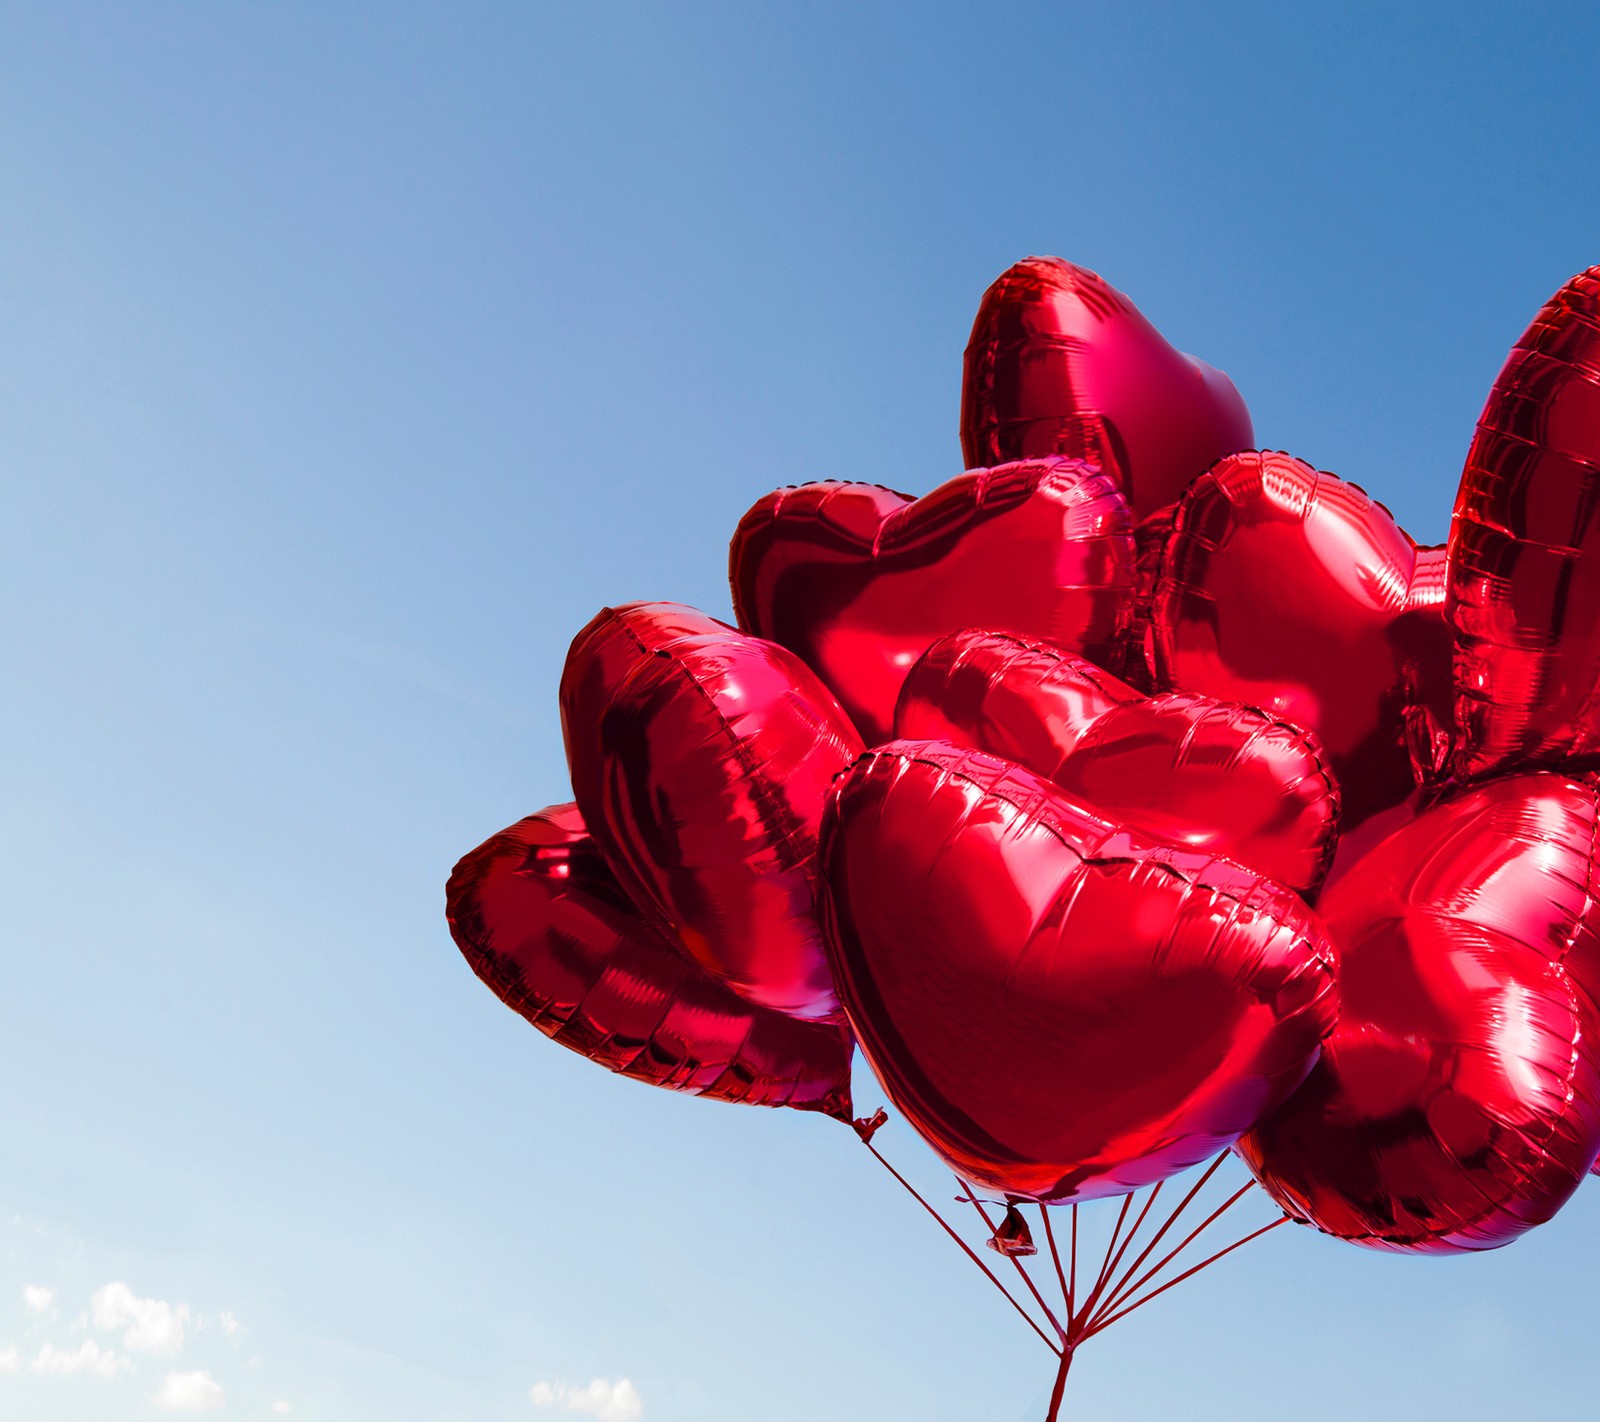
top-left (1074, 1190), bottom-right (1132, 1326)
top-left (1082, 1152), bottom-right (1231, 1324)
top-left (859, 1138), bottom-right (1060, 1355)
top-left (861, 1128), bottom-right (1285, 1408)
top-left (1092, 1180), bottom-right (1255, 1326)
top-left (1040, 1203), bottom-right (1071, 1316)
top-left (1043, 1341), bottom-right (1076, 1422)
top-left (1076, 1178), bottom-right (1163, 1326)
top-left (959, 1184), bottom-right (1067, 1343)
top-left (1085, 1216), bottom-right (1287, 1337)
top-left (1068, 1203), bottom-right (1078, 1310)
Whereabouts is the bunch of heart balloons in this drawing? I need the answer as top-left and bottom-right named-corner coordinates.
top-left (448, 255), bottom-right (1600, 1263)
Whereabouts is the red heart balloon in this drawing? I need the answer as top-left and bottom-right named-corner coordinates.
top-left (1237, 773), bottom-right (1600, 1252)
top-left (960, 256), bottom-right (1255, 519)
top-left (894, 628), bottom-right (1339, 894)
top-left (819, 740), bottom-right (1338, 1203)
top-left (446, 805), bottom-right (854, 1116)
top-left (560, 602), bottom-right (863, 1021)
top-left (1449, 266), bottom-right (1600, 780)
top-left (1152, 451), bottom-right (1450, 829)
top-left (730, 457), bottom-right (1134, 744)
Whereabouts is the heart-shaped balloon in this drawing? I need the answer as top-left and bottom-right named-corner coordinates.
top-left (894, 628), bottom-right (1339, 894)
top-left (560, 602), bottom-right (863, 1021)
top-left (960, 256), bottom-right (1255, 519)
top-left (1152, 451), bottom-right (1450, 829)
top-left (730, 457), bottom-right (1134, 744)
top-left (1449, 266), bottom-right (1600, 780)
top-left (819, 740), bottom-right (1338, 1203)
top-left (1237, 772), bottom-right (1600, 1251)
top-left (447, 805), bottom-right (854, 1116)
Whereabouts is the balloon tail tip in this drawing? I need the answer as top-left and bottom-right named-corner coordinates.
top-left (852, 1107), bottom-right (889, 1143)
top-left (986, 1203), bottom-right (1039, 1258)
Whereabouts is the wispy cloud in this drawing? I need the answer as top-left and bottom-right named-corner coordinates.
top-left (23, 1284), bottom-right (55, 1315)
top-left (32, 1338), bottom-right (131, 1378)
top-left (154, 1369), bottom-right (225, 1411)
top-left (531, 1378), bottom-right (643, 1421)
top-left (92, 1282), bottom-right (190, 1353)
top-left (270, 1403), bottom-right (291, 1415)
top-left (6, 1259), bottom-right (265, 1409)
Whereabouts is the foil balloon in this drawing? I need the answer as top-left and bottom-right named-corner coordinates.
top-left (560, 602), bottom-right (863, 1022)
top-left (1449, 266), bottom-right (1600, 780)
top-left (819, 740), bottom-right (1338, 1203)
top-left (1152, 451), bottom-right (1451, 829)
top-left (730, 457), bottom-right (1134, 744)
top-left (894, 628), bottom-right (1339, 895)
top-left (447, 806), bottom-right (854, 1116)
top-left (1238, 772), bottom-right (1600, 1251)
top-left (959, 256), bottom-right (1255, 518)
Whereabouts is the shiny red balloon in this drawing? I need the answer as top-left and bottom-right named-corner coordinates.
top-left (960, 256), bottom-right (1255, 519)
top-left (1238, 773), bottom-right (1600, 1251)
top-left (895, 629), bottom-right (1339, 895)
top-left (447, 806), bottom-right (854, 1117)
top-left (730, 458), bottom-right (1134, 744)
top-left (1152, 451), bottom-right (1451, 829)
top-left (819, 740), bottom-right (1338, 1203)
top-left (560, 602), bottom-right (863, 1021)
top-left (1449, 266), bottom-right (1600, 780)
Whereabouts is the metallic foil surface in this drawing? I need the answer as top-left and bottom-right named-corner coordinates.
top-left (446, 805), bottom-right (854, 1117)
top-left (1449, 267), bottom-right (1600, 779)
top-left (819, 740), bottom-right (1338, 1204)
top-left (1152, 451), bottom-right (1450, 830)
top-left (1119, 501), bottom-right (1179, 690)
top-left (560, 602), bottom-right (862, 1022)
top-left (894, 628), bottom-right (1339, 895)
top-left (960, 256), bottom-right (1254, 518)
top-left (1238, 773), bottom-right (1600, 1250)
top-left (729, 457), bottom-right (1134, 744)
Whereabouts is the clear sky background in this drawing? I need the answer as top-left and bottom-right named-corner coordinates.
top-left (3, 3), bottom-right (1600, 1419)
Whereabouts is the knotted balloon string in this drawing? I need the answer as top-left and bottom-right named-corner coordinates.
top-left (855, 1119), bottom-right (1289, 1421)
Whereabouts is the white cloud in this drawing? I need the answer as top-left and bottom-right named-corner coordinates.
top-left (154, 1369), bottom-right (225, 1412)
top-left (218, 1310), bottom-right (243, 1339)
top-left (530, 1378), bottom-right (643, 1422)
top-left (0, 1346), bottom-right (19, 1372)
top-left (271, 1404), bottom-right (290, 1415)
top-left (92, 1281), bottom-right (190, 1353)
top-left (32, 1339), bottom-right (130, 1378)
top-left (23, 1284), bottom-right (55, 1314)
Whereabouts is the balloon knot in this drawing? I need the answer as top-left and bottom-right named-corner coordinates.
top-left (851, 1107), bottom-right (889, 1143)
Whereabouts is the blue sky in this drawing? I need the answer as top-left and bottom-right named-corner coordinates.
top-left (3, 3), bottom-right (1599, 1419)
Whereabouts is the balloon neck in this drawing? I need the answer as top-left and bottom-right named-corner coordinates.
top-left (850, 1106), bottom-right (888, 1143)
top-left (986, 1203), bottom-right (1040, 1259)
